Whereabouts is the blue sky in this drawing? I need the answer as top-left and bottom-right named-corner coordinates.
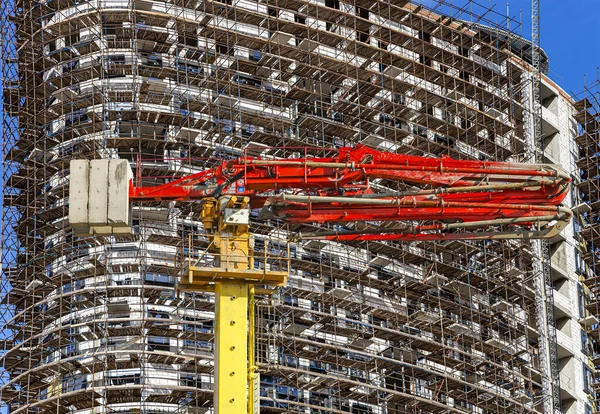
top-left (415, 0), bottom-right (600, 96)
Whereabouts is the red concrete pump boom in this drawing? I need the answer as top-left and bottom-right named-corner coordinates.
top-left (67, 145), bottom-right (573, 414)
top-left (126, 145), bottom-right (572, 241)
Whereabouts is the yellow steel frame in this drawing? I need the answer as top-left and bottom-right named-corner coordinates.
top-left (180, 196), bottom-right (287, 413)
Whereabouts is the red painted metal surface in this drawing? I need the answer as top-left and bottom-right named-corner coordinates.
top-left (130, 145), bottom-right (572, 240)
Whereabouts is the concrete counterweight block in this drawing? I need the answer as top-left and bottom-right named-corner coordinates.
top-left (88, 160), bottom-right (109, 226)
top-left (68, 160), bottom-right (89, 234)
top-left (69, 159), bottom-right (133, 236)
top-left (108, 159), bottom-right (133, 228)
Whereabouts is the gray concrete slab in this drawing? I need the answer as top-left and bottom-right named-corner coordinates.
top-left (69, 160), bottom-right (90, 228)
top-left (88, 160), bottom-right (109, 225)
top-left (108, 159), bottom-right (132, 227)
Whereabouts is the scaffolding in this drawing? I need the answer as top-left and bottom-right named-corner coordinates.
top-left (0, 0), bottom-right (565, 412)
top-left (573, 80), bottom-right (600, 413)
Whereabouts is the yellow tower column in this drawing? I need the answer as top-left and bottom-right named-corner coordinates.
top-left (214, 282), bottom-right (248, 413)
top-left (185, 196), bottom-right (287, 413)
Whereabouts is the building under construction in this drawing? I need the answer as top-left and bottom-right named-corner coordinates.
top-left (0, 0), bottom-right (596, 413)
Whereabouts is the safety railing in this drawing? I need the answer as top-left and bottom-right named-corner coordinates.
top-left (181, 234), bottom-right (290, 287)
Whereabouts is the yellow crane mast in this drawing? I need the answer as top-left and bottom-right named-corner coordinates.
top-left (188, 196), bottom-right (287, 413)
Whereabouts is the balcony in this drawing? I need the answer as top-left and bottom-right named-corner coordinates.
top-left (556, 328), bottom-right (575, 358)
top-left (485, 334), bottom-right (515, 355)
top-left (579, 313), bottom-right (599, 329)
top-left (448, 321), bottom-right (480, 339)
top-left (541, 106), bottom-right (560, 136)
top-left (410, 310), bottom-right (441, 325)
top-left (423, 273), bottom-right (448, 287)
top-left (559, 369), bottom-right (577, 400)
top-left (553, 288), bottom-right (573, 319)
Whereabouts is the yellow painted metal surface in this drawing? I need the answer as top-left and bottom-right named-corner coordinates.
top-left (248, 286), bottom-right (259, 414)
top-left (215, 282), bottom-right (248, 414)
top-left (47, 376), bottom-right (62, 398)
top-left (187, 267), bottom-right (287, 286)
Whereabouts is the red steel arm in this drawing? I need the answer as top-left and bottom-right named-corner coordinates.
top-left (129, 145), bottom-right (572, 240)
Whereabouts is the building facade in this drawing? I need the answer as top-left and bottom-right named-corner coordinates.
top-left (534, 75), bottom-right (596, 414)
top-left (0, 0), bottom-right (596, 413)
